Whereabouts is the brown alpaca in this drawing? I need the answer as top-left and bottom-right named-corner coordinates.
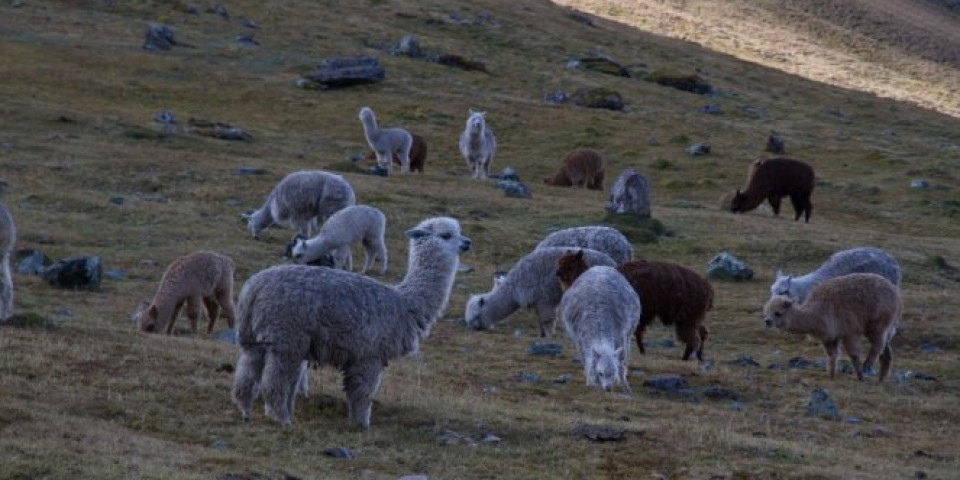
top-left (365, 133), bottom-right (428, 173)
top-left (543, 149), bottom-right (605, 190)
top-left (730, 158), bottom-right (814, 222)
top-left (556, 251), bottom-right (713, 361)
top-left (135, 251), bottom-right (237, 334)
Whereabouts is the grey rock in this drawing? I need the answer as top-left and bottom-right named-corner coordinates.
top-left (728, 401), bottom-right (743, 412)
top-left (528, 341), bottom-right (563, 357)
top-left (56, 308), bottom-right (73, 317)
top-left (737, 105), bottom-right (769, 119)
top-left (578, 56), bottom-right (630, 77)
top-left (495, 180), bottom-right (532, 199)
top-left (766, 133), bottom-right (785, 154)
top-left (457, 263), bottom-right (474, 274)
top-left (565, 59), bottom-right (580, 69)
top-left (212, 328), bottom-right (237, 344)
top-left (843, 416), bottom-right (861, 424)
top-left (552, 374), bottom-right (572, 384)
top-left (209, 3), bottom-right (228, 18)
top-left (806, 388), bottom-right (840, 420)
top-left (920, 342), bottom-right (940, 353)
top-left (104, 268), bottom-right (126, 280)
top-left (16, 249), bottom-right (51, 276)
top-left (305, 56), bottom-right (385, 90)
top-left (911, 179), bottom-right (929, 189)
top-left (232, 167), bottom-right (269, 176)
top-left (323, 447), bottom-right (354, 459)
top-left (184, 4), bottom-right (198, 14)
top-left (568, 12), bottom-right (595, 27)
top-left (787, 356), bottom-right (824, 371)
top-left (236, 35), bottom-right (260, 47)
top-left (706, 252), bottom-right (754, 281)
top-left (365, 165), bottom-right (389, 177)
top-left (702, 386), bottom-right (738, 400)
top-left (570, 87), bottom-right (624, 111)
top-left (516, 372), bottom-right (540, 383)
top-left (481, 433), bottom-right (502, 444)
top-left (545, 90), bottom-right (567, 104)
top-left (699, 104), bottom-right (722, 115)
top-left (390, 35), bottom-right (422, 57)
top-left (571, 424), bottom-right (625, 442)
top-left (728, 355), bottom-right (761, 367)
top-left (143, 23), bottom-right (176, 51)
top-left (606, 168), bottom-right (650, 217)
top-left (494, 166), bottom-right (519, 182)
top-left (686, 142), bottom-right (711, 156)
top-left (41, 256), bottom-right (102, 291)
top-left (208, 438), bottom-right (230, 451)
top-left (109, 196), bottom-right (125, 205)
top-left (436, 430), bottom-right (475, 446)
top-left (642, 374), bottom-right (686, 392)
top-left (153, 110), bottom-right (176, 126)
top-left (12, 1), bottom-right (24, 7)
top-left (237, 17), bottom-right (259, 29)
top-left (895, 370), bottom-right (937, 382)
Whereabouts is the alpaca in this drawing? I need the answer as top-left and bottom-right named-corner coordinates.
top-left (458, 109), bottom-right (497, 180)
top-left (730, 158), bottom-right (815, 223)
top-left (135, 251), bottom-right (237, 334)
top-left (560, 265), bottom-right (641, 393)
top-left (0, 205), bottom-right (15, 321)
top-left (556, 251), bottom-right (713, 361)
top-left (244, 170), bottom-right (356, 240)
top-left (359, 106), bottom-right (413, 174)
top-left (231, 217), bottom-right (471, 428)
top-left (763, 273), bottom-right (901, 382)
top-left (364, 133), bottom-right (428, 173)
top-left (535, 226), bottom-right (633, 263)
top-left (770, 247), bottom-right (901, 304)
top-left (291, 205), bottom-right (388, 275)
top-left (543, 149), bottom-right (605, 190)
top-left (464, 247), bottom-right (616, 337)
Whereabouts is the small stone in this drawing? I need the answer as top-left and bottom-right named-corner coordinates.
top-left (642, 374), bottom-right (686, 392)
top-left (16, 249), bottom-right (51, 276)
top-left (495, 167), bottom-right (519, 182)
top-left (457, 263), bottom-right (474, 274)
top-left (12, 1), bottom-right (24, 7)
top-left (436, 430), bottom-right (475, 446)
top-left (231, 167), bottom-right (269, 176)
top-left (481, 433), bottom-right (502, 444)
top-left (495, 180), bottom-right (532, 199)
top-left (571, 424), bottom-right (625, 442)
top-left (766, 133), bottom-right (785, 154)
top-left (728, 401), bottom-right (743, 412)
top-left (208, 438), bottom-right (230, 451)
top-left (528, 341), bottom-right (563, 357)
top-left (56, 308), bottom-right (73, 317)
top-left (237, 17), bottom-right (259, 29)
top-left (920, 342), bottom-right (939, 353)
top-left (365, 165), bottom-right (389, 177)
top-left (843, 416), bottom-right (861, 424)
top-left (236, 35), bottom-right (260, 47)
top-left (686, 142), bottom-right (711, 156)
top-left (209, 3), bottom-right (228, 18)
top-left (143, 23), bottom-right (176, 51)
top-left (702, 386), bottom-right (738, 400)
top-left (544, 90), bottom-right (567, 104)
top-left (516, 372), bottom-right (540, 383)
top-left (390, 35), bottom-right (422, 57)
top-left (109, 196), bottom-right (125, 205)
top-left (910, 178), bottom-right (929, 189)
top-left (211, 328), bottom-right (237, 344)
top-left (139, 259), bottom-right (158, 267)
top-left (787, 356), bottom-right (823, 371)
top-left (323, 447), bottom-right (354, 459)
top-left (706, 252), bottom-right (753, 281)
top-left (806, 388), bottom-right (840, 421)
top-left (699, 104), bottom-right (722, 115)
top-left (728, 355), bottom-right (760, 367)
top-left (552, 374), bottom-right (572, 384)
top-left (104, 269), bottom-right (126, 280)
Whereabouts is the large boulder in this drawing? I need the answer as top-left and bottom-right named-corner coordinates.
top-left (41, 256), bottom-right (102, 291)
top-left (143, 23), bottom-right (177, 51)
top-left (606, 169), bottom-right (651, 217)
top-left (706, 252), bottom-right (753, 281)
top-left (305, 56), bottom-right (385, 89)
top-left (570, 88), bottom-right (624, 111)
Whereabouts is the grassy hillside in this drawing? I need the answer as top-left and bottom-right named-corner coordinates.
top-left (0, 0), bottom-right (958, 478)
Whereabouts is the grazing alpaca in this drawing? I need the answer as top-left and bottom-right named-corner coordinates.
top-left (0, 205), bottom-right (15, 321)
top-left (730, 158), bottom-right (815, 223)
top-left (231, 217), bottom-right (471, 428)
top-left (135, 251), bottom-right (237, 334)
top-left (364, 133), bottom-right (428, 173)
top-left (770, 247), bottom-right (901, 304)
top-left (359, 106), bottom-right (413, 174)
top-left (244, 170), bottom-right (356, 240)
top-left (543, 149), bottom-right (605, 190)
top-left (556, 251), bottom-right (713, 361)
top-left (535, 226), bottom-right (633, 264)
top-left (458, 109), bottom-right (497, 179)
top-left (291, 205), bottom-right (388, 275)
top-left (560, 265), bottom-right (641, 393)
top-left (764, 273), bottom-right (901, 382)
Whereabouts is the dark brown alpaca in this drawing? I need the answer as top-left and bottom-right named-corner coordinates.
top-left (365, 133), bottom-right (428, 173)
top-left (556, 251), bottom-right (713, 361)
top-left (543, 148), bottom-right (605, 190)
top-left (730, 158), bottom-right (815, 223)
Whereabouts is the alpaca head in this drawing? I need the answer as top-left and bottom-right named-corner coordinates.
top-left (730, 189), bottom-right (748, 213)
top-left (555, 250), bottom-right (589, 291)
top-left (290, 236), bottom-right (309, 263)
top-left (466, 110), bottom-right (486, 133)
top-left (242, 210), bottom-right (270, 240)
top-left (405, 216), bottom-right (471, 257)
top-left (589, 345), bottom-right (624, 392)
top-left (464, 294), bottom-right (489, 330)
top-left (358, 106), bottom-right (375, 123)
top-left (135, 302), bottom-right (160, 333)
top-left (763, 295), bottom-right (794, 329)
top-left (769, 270), bottom-right (794, 299)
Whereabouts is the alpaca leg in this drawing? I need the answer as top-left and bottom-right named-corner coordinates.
top-left (789, 194), bottom-right (804, 222)
top-left (879, 344), bottom-right (893, 383)
top-left (400, 137), bottom-right (412, 173)
top-left (232, 347), bottom-right (265, 421)
top-left (822, 339), bottom-right (839, 379)
top-left (376, 151), bottom-right (392, 173)
top-left (619, 365), bottom-right (632, 395)
top-left (804, 198), bottom-right (812, 223)
top-left (861, 340), bottom-right (883, 377)
top-left (677, 322), bottom-right (701, 361)
top-left (0, 256), bottom-right (12, 320)
top-left (768, 195), bottom-right (782, 216)
top-left (343, 360), bottom-right (384, 430)
top-left (202, 297), bottom-right (220, 334)
top-left (841, 337), bottom-right (863, 381)
top-left (634, 324), bottom-right (647, 354)
top-left (376, 239), bottom-right (388, 275)
top-left (696, 324), bottom-right (709, 362)
top-left (535, 303), bottom-right (556, 338)
top-left (165, 301), bottom-right (185, 335)
top-left (185, 294), bottom-right (204, 333)
top-left (336, 245), bottom-right (352, 272)
top-left (261, 351), bottom-right (304, 426)
top-left (360, 239), bottom-right (375, 274)
top-left (216, 289), bottom-right (237, 330)
top-left (296, 361), bottom-right (310, 398)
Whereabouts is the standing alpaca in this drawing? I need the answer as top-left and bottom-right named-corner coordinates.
top-left (535, 226), bottom-right (633, 263)
top-left (0, 205), bottom-right (15, 321)
top-left (770, 247), bottom-right (901, 304)
top-left (730, 158), bottom-right (815, 223)
top-left (364, 133), bottom-right (428, 173)
top-left (543, 149), bottom-right (605, 190)
top-left (232, 217), bottom-right (471, 428)
top-left (359, 106), bottom-right (413, 174)
top-left (291, 205), bottom-right (388, 275)
top-left (458, 109), bottom-right (497, 180)
top-left (244, 170), bottom-right (356, 240)
top-left (135, 251), bottom-right (237, 334)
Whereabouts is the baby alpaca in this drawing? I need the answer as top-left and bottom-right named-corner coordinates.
top-left (535, 225), bottom-right (633, 264)
top-left (0, 204), bottom-right (15, 321)
top-left (291, 205), bottom-right (388, 275)
top-left (244, 170), bottom-right (356, 240)
top-left (359, 106), bottom-right (413, 173)
top-left (458, 109), bottom-right (497, 179)
top-left (730, 158), bottom-right (815, 223)
top-left (136, 251), bottom-right (237, 334)
top-left (364, 133), bottom-right (428, 173)
top-left (763, 273), bottom-right (901, 382)
top-left (543, 149), bottom-right (605, 190)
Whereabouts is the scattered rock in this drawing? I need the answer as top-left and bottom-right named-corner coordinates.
top-left (706, 252), bottom-right (753, 281)
top-left (606, 168), bottom-right (650, 217)
top-left (843, 416), bottom-right (861, 424)
top-left (41, 256), bottom-right (102, 291)
top-left (552, 374), bottom-right (572, 384)
top-left (212, 328), bottom-right (237, 344)
top-left (236, 35), bottom-right (260, 47)
top-left (12, 1), bottom-right (24, 8)
top-left (434, 54), bottom-right (488, 73)
top-left (436, 430), bottom-right (476, 447)
top-left (208, 3), bottom-right (228, 19)
top-left (390, 35), bottom-right (423, 58)
top-left (232, 167), bottom-right (269, 176)
top-left (16, 249), bottom-right (52, 276)
top-left (304, 56), bottom-right (385, 90)
top-left (495, 179), bottom-right (532, 199)
top-left (645, 70), bottom-right (713, 95)
top-left (481, 433), bottom-right (502, 444)
top-left (737, 106), bottom-right (769, 119)
top-left (577, 56), bottom-right (629, 77)
top-left (544, 90), bottom-right (567, 104)
top-left (646, 339), bottom-right (675, 349)
top-left (109, 196), bottom-right (125, 205)
top-left (895, 370), bottom-right (937, 382)
top-left (699, 104), bottom-right (722, 115)
top-left (209, 438), bottom-right (230, 451)
top-left (153, 110), bottom-right (176, 127)
top-left (365, 165), bottom-right (389, 177)
top-left (237, 17), bottom-right (259, 29)
top-left (187, 118), bottom-right (253, 142)
top-left (729, 401), bottom-right (743, 412)
top-left (570, 87), bottom-right (624, 111)
top-left (686, 143), bottom-right (711, 156)
top-left (728, 355), bottom-right (761, 368)
top-left (143, 23), bottom-right (177, 51)
top-left (571, 424), bottom-right (625, 442)
top-left (528, 341), bottom-right (563, 357)
top-left (910, 179), bottom-right (929, 189)
top-left (702, 386), bottom-right (738, 401)
top-left (492, 166), bottom-right (520, 182)
top-left (806, 388), bottom-right (840, 420)
top-left (104, 269), bottom-right (126, 280)
top-left (323, 447), bottom-right (354, 459)
top-left (642, 374), bottom-right (686, 392)
top-left (516, 372), bottom-right (540, 383)
top-left (787, 356), bottom-right (824, 371)
top-left (766, 132), bottom-right (785, 154)
top-left (568, 12), bottom-right (595, 27)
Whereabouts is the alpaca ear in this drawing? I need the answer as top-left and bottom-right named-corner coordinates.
top-left (575, 250), bottom-right (584, 260)
top-left (147, 305), bottom-right (159, 319)
top-left (405, 228), bottom-right (430, 239)
top-left (775, 269), bottom-right (784, 279)
top-left (240, 211), bottom-right (253, 220)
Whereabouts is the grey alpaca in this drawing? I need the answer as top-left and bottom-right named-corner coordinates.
top-left (231, 217), bottom-right (471, 428)
top-left (244, 170), bottom-right (356, 240)
top-left (359, 106), bottom-right (413, 174)
top-left (464, 247), bottom-right (616, 337)
top-left (771, 247), bottom-right (901, 303)
top-left (535, 225), bottom-right (633, 264)
top-left (560, 265), bottom-right (641, 393)
top-left (0, 205), bottom-right (15, 321)
top-left (291, 205), bottom-right (388, 275)
top-left (458, 109), bottom-right (497, 180)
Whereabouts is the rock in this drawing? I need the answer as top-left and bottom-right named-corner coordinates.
top-left (237, 17), bottom-right (259, 29)
top-left (183, 4), bottom-right (198, 14)
top-left (766, 133), bottom-right (785, 154)
top-left (895, 370), bottom-right (937, 382)
top-left (642, 374), bottom-right (686, 392)
top-left (232, 167), bottom-right (269, 176)
top-left (457, 263), bottom-right (474, 274)
top-left (323, 447), bottom-right (354, 459)
top-left (516, 372), bottom-right (540, 383)
top-left (104, 268), bottom-right (126, 280)
top-left (699, 104), bottom-right (722, 115)
top-left (305, 56), bottom-right (385, 89)
top-left (481, 433), bottom-right (502, 444)
top-left (702, 386), bottom-right (738, 400)
top-left (606, 168), bottom-right (650, 217)
top-left (571, 424), bottom-right (625, 442)
top-left (153, 110), bottom-right (176, 126)
top-left (495, 180), bottom-right (532, 199)
top-left (434, 54), bottom-right (488, 73)
top-left (911, 178), bottom-right (929, 189)
top-left (728, 355), bottom-right (761, 368)
top-left (806, 388), bottom-right (840, 420)
top-left (578, 56), bottom-right (629, 77)
top-left (568, 12), bottom-right (595, 27)
top-left (528, 341), bottom-right (563, 357)
top-left (365, 165), bottom-right (389, 177)
top-left (208, 438), bottom-right (230, 451)
top-left (493, 167), bottom-right (520, 182)
top-left (645, 71), bottom-right (713, 95)
top-left (143, 23), bottom-right (177, 51)
top-left (398, 476), bottom-right (429, 480)
top-left (41, 256), bottom-right (102, 291)
top-left (920, 342), bottom-right (940, 353)
top-left (109, 196), bottom-right (125, 205)
top-left (236, 35), bottom-right (260, 47)
top-left (212, 328), bottom-right (237, 344)
top-left (12, 1), bottom-right (24, 7)
top-left (544, 90), bottom-right (567, 104)
top-left (390, 35), bottom-right (422, 57)
top-left (706, 252), bottom-right (754, 281)
top-left (737, 106), bottom-right (770, 119)
top-left (570, 87), bottom-right (624, 111)
top-left (187, 118), bottom-right (253, 142)
top-left (686, 143), bottom-right (711, 156)
top-left (209, 3), bottom-right (228, 18)
top-left (728, 401), bottom-right (744, 412)
top-left (787, 356), bottom-right (824, 371)
top-left (552, 374), bottom-right (572, 384)
top-left (566, 59), bottom-right (580, 69)
top-left (16, 249), bottom-right (51, 276)
top-left (436, 430), bottom-right (476, 446)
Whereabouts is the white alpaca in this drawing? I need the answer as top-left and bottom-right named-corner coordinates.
top-left (359, 106), bottom-right (413, 174)
top-left (291, 205), bottom-right (388, 275)
top-left (243, 170), bottom-right (356, 240)
top-left (458, 109), bottom-right (497, 180)
top-left (0, 205), bottom-right (15, 321)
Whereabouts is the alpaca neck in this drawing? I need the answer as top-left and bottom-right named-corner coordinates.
top-left (361, 114), bottom-right (380, 140)
top-left (397, 246), bottom-right (458, 319)
top-left (480, 284), bottom-right (521, 323)
top-left (784, 308), bottom-right (828, 338)
top-left (250, 206), bottom-right (273, 232)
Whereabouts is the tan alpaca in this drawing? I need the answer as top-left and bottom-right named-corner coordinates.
top-left (136, 251), bottom-right (237, 334)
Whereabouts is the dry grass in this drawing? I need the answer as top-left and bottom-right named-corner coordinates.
top-left (0, 0), bottom-right (958, 478)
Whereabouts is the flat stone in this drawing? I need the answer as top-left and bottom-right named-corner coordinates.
top-left (323, 447), bottom-right (354, 459)
top-left (642, 374), bottom-right (686, 392)
top-left (806, 388), bottom-right (840, 421)
top-left (571, 424), bottom-right (625, 442)
top-left (528, 341), bottom-right (563, 357)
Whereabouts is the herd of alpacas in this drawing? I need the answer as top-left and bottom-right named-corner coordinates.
top-left (0, 106), bottom-right (905, 429)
